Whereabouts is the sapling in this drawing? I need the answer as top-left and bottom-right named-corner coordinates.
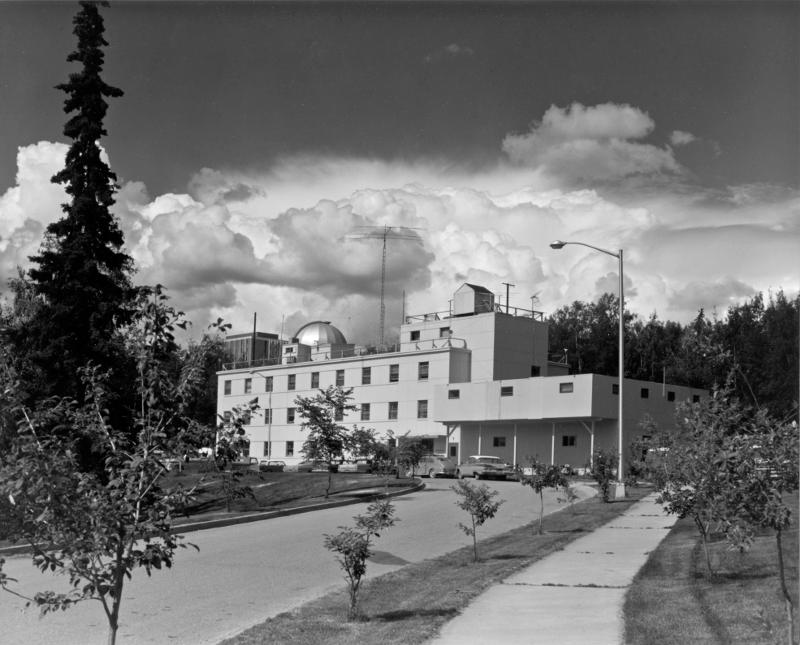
top-left (518, 458), bottom-right (568, 534)
top-left (324, 499), bottom-right (397, 620)
top-left (452, 480), bottom-right (504, 562)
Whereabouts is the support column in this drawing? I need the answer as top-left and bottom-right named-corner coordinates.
top-left (513, 423), bottom-right (518, 466)
top-left (590, 420), bottom-right (595, 469)
top-left (551, 423), bottom-right (556, 465)
top-left (478, 423), bottom-right (482, 454)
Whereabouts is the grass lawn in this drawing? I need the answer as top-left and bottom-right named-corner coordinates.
top-left (166, 463), bottom-right (415, 520)
top-left (219, 486), bottom-right (653, 645)
top-left (624, 493), bottom-right (799, 645)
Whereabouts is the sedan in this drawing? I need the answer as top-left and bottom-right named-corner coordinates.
top-left (259, 460), bottom-right (286, 472)
top-left (337, 460), bottom-right (373, 473)
top-left (413, 455), bottom-right (457, 478)
top-left (456, 455), bottom-right (516, 480)
top-left (296, 460), bottom-right (338, 473)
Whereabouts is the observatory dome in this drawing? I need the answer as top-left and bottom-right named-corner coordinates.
top-left (294, 321), bottom-right (347, 346)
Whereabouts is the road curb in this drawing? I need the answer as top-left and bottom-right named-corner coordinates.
top-left (0, 481), bottom-right (426, 558)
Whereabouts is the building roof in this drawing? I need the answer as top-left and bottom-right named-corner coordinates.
top-left (460, 283), bottom-right (493, 294)
top-left (294, 321), bottom-right (347, 346)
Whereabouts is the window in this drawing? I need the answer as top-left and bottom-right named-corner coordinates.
top-left (244, 378), bottom-right (252, 394)
top-left (612, 383), bottom-right (619, 395)
top-left (410, 330), bottom-right (420, 341)
top-left (361, 403), bottom-right (370, 421)
top-left (493, 436), bottom-right (506, 448)
top-left (640, 387), bottom-right (649, 399)
top-left (265, 376), bottom-right (273, 392)
top-left (288, 374), bottom-right (296, 391)
top-left (439, 327), bottom-right (450, 338)
top-left (389, 364), bottom-right (399, 382)
top-left (500, 386), bottom-right (514, 397)
top-left (418, 361), bottom-right (429, 380)
top-left (264, 408), bottom-right (272, 424)
top-left (449, 445), bottom-right (458, 458)
top-left (448, 389), bottom-right (460, 399)
top-left (224, 380), bottom-right (231, 395)
top-left (562, 435), bottom-right (576, 447)
top-left (692, 395), bottom-right (701, 403)
top-left (263, 441), bottom-right (270, 457)
top-left (287, 407), bottom-right (295, 424)
top-left (334, 406), bottom-right (343, 421)
top-left (223, 410), bottom-right (232, 423)
top-left (417, 400), bottom-right (428, 419)
top-left (531, 365), bottom-right (541, 377)
top-left (336, 369), bottom-right (345, 386)
top-left (242, 410), bottom-right (251, 425)
top-left (362, 366), bottom-right (371, 385)
top-left (285, 441), bottom-right (294, 457)
top-left (388, 401), bottom-right (398, 419)
top-left (667, 391), bottom-right (675, 402)
top-left (559, 382), bottom-right (574, 393)
top-left (241, 441), bottom-right (250, 457)
top-left (311, 372), bottom-right (319, 388)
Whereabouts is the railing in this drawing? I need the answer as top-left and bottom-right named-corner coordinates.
top-left (405, 306), bottom-right (544, 322)
top-left (222, 356), bottom-right (282, 370)
top-left (408, 337), bottom-right (467, 350)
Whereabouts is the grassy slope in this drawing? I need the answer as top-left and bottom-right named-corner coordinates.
top-left (624, 494), bottom-right (799, 645)
top-left (220, 487), bottom-right (652, 645)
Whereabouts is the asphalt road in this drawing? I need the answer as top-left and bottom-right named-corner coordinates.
top-left (0, 478), bottom-right (581, 645)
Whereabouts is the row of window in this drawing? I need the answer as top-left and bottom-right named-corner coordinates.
top-left (445, 383), bottom-right (702, 401)
top-left (223, 362), bottom-right (432, 396)
top-left (224, 399), bottom-right (430, 425)
top-left (259, 434), bottom-right (581, 458)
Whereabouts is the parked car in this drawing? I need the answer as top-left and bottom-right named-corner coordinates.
top-left (411, 454), bottom-right (457, 478)
top-left (259, 460), bottom-right (286, 472)
top-left (456, 455), bottom-right (515, 480)
top-left (231, 457), bottom-right (259, 472)
top-left (338, 460), bottom-right (372, 473)
top-left (296, 460), bottom-right (338, 473)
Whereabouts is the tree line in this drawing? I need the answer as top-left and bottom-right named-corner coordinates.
top-left (548, 291), bottom-right (799, 419)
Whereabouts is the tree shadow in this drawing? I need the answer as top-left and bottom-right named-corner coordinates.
top-left (369, 550), bottom-right (411, 565)
top-left (373, 607), bottom-right (459, 622)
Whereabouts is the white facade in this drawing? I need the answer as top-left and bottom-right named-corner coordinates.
top-left (216, 283), bottom-right (706, 467)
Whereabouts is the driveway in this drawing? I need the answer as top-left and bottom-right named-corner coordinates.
top-left (0, 478), bottom-right (588, 644)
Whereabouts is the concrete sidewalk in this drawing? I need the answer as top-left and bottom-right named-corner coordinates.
top-left (431, 493), bottom-right (675, 645)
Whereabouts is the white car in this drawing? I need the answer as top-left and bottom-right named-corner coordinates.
top-left (456, 455), bottom-right (515, 480)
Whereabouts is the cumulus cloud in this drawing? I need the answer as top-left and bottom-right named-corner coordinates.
top-left (502, 102), bottom-right (682, 184)
top-left (1, 115), bottom-right (797, 343)
top-left (425, 42), bottom-right (475, 62)
top-left (670, 130), bottom-right (696, 146)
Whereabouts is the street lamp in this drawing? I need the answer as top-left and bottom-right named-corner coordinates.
top-left (550, 239), bottom-right (626, 499)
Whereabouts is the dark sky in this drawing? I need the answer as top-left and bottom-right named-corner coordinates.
top-left (1, 1), bottom-right (798, 196)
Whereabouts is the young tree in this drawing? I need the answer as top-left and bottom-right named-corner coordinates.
top-left (518, 458), bottom-right (568, 534)
top-left (213, 399), bottom-right (259, 512)
top-left (726, 416), bottom-right (799, 643)
top-left (0, 290), bottom-right (212, 645)
top-left (324, 500), bottom-right (397, 620)
top-left (296, 386), bottom-right (357, 498)
top-left (397, 436), bottom-right (427, 476)
top-left (452, 480), bottom-right (504, 562)
top-left (13, 1), bottom-right (136, 422)
top-left (591, 449), bottom-right (618, 503)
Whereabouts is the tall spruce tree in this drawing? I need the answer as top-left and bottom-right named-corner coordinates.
top-left (23, 0), bottom-right (134, 407)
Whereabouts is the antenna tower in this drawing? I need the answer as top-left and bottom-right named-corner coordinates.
top-left (348, 225), bottom-right (423, 345)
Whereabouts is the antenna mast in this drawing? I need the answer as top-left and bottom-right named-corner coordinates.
top-left (347, 224), bottom-right (423, 345)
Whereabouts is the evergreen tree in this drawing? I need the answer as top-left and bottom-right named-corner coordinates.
top-left (19, 1), bottom-right (134, 407)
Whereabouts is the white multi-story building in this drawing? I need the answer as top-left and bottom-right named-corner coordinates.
top-left (217, 283), bottom-right (706, 468)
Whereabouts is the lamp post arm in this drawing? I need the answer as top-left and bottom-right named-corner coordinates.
top-left (562, 241), bottom-right (619, 259)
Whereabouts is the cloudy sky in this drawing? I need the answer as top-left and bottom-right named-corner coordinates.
top-left (1, 1), bottom-right (798, 344)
